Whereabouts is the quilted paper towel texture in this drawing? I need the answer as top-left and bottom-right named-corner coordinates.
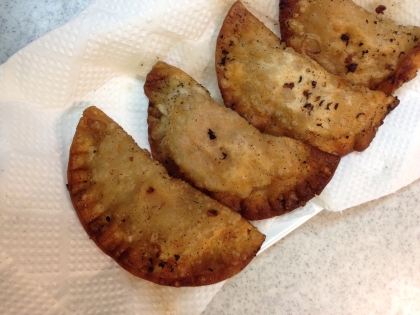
top-left (0, 249), bottom-right (71, 315)
top-left (0, 0), bottom-right (419, 315)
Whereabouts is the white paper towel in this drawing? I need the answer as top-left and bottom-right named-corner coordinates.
top-left (0, 0), bottom-right (419, 314)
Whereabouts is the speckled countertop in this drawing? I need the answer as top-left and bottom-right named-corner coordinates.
top-left (1, 1), bottom-right (420, 314)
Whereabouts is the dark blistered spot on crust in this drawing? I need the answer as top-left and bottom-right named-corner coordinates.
top-left (147, 187), bottom-right (155, 194)
top-left (283, 82), bottom-right (295, 89)
top-left (219, 49), bottom-right (230, 66)
top-left (208, 129), bottom-right (216, 140)
top-left (341, 33), bottom-right (350, 46)
top-left (303, 103), bottom-right (314, 114)
top-left (207, 209), bottom-right (219, 217)
top-left (347, 63), bottom-right (358, 73)
top-left (341, 34), bottom-right (349, 41)
top-left (375, 5), bottom-right (386, 14)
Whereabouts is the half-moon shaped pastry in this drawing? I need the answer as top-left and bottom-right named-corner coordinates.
top-left (279, 0), bottom-right (420, 94)
top-left (215, 1), bottom-right (399, 156)
top-left (67, 106), bottom-right (265, 287)
top-left (145, 61), bottom-right (340, 221)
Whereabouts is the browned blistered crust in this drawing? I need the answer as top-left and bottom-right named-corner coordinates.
top-left (279, 0), bottom-right (420, 93)
top-left (216, 1), bottom-right (399, 157)
top-left (378, 44), bottom-right (420, 95)
top-left (145, 61), bottom-right (340, 220)
top-left (67, 106), bottom-right (265, 287)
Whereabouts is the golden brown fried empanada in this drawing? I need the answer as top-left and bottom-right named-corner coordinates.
top-left (67, 106), bottom-right (265, 287)
top-left (145, 61), bottom-right (340, 221)
top-left (279, 0), bottom-right (420, 93)
top-left (216, 1), bottom-right (399, 156)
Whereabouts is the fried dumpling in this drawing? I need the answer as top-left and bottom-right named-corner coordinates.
top-left (279, 0), bottom-right (420, 94)
top-left (145, 61), bottom-right (340, 221)
top-left (215, 1), bottom-right (399, 156)
top-left (67, 106), bottom-right (265, 287)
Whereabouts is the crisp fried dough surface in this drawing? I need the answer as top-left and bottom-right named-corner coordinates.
top-left (279, 0), bottom-right (420, 93)
top-left (67, 106), bottom-right (265, 287)
top-left (145, 61), bottom-right (340, 221)
top-left (216, 1), bottom-right (399, 157)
